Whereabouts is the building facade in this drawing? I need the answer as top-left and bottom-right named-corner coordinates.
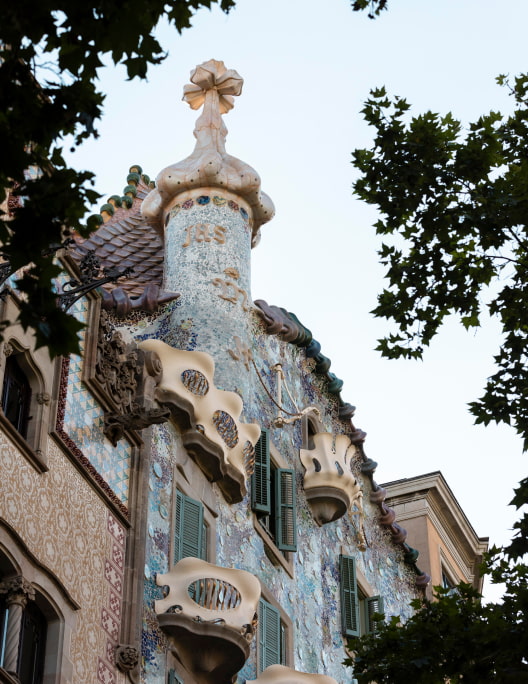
top-left (383, 472), bottom-right (488, 600)
top-left (0, 59), bottom-right (483, 684)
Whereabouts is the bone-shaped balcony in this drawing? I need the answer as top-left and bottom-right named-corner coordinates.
top-left (139, 339), bottom-right (260, 503)
top-left (300, 433), bottom-right (362, 525)
top-left (155, 558), bottom-right (261, 684)
top-left (248, 665), bottom-right (338, 683)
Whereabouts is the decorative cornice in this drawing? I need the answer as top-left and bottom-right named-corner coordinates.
top-left (383, 472), bottom-right (488, 579)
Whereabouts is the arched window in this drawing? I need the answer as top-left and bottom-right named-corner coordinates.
top-left (0, 575), bottom-right (49, 684)
top-left (0, 533), bottom-right (71, 684)
top-left (2, 354), bottom-right (32, 439)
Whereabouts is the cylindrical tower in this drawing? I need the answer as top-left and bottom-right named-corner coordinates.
top-left (142, 60), bottom-right (274, 397)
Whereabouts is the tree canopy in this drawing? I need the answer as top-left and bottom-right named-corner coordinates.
top-left (347, 7), bottom-right (528, 675)
top-left (353, 75), bottom-right (528, 449)
top-left (345, 477), bottom-right (528, 683)
top-left (1, 0), bottom-right (234, 356)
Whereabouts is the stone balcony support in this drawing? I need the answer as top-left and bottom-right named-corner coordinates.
top-left (300, 433), bottom-right (362, 525)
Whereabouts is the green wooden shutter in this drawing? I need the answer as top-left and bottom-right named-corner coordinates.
top-left (340, 555), bottom-right (360, 637)
top-left (173, 491), bottom-right (204, 564)
top-left (168, 668), bottom-right (183, 684)
top-left (366, 595), bottom-right (384, 633)
top-left (275, 468), bottom-right (297, 552)
top-left (201, 520), bottom-right (208, 562)
top-left (251, 429), bottom-right (271, 514)
top-left (259, 598), bottom-right (281, 672)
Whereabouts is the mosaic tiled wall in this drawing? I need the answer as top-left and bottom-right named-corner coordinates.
top-left (63, 297), bottom-right (132, 505)
top-left (0, 434), bottom-right (126, 684)
top-left (141, 424), bottom-right (177, 684)
top-left (126, 305), bottom-right (420, 684)
top-left (103, 185), bottom-right (421, 682)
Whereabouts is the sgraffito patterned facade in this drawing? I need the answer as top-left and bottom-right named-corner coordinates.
top-left (0, 434), bottom-right (126, 683)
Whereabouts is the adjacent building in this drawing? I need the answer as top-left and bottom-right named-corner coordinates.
top-left (383, 471), bottom-right (488, 599)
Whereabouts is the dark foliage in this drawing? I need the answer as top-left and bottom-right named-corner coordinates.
top-left (353, 76), bottom-right (528, 449)
top-left (0, 0), bottom-right (234, 356)
top-left (348, 74), bottom-right (528, 683)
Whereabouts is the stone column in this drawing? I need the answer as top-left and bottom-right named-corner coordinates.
top-left (0, 575), bottom-right (35, 675)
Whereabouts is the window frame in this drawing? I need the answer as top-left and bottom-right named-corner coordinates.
top-left (340, 555), bottom-right (385, 637)
top-left (257, 586), bottom-right (293, 674)
top-left (0, 327), bottom-right (58, 473)
top-left (251, 436), bottom-right (295, 577)
top-left (0, 528), bottom-right (83, 684)
top-left (2, 354), bottom-right (32, 439)
top-left (171, 475), bottom-right (217, 567)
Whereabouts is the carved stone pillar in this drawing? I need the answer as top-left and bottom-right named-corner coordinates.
top-left (0, 576), bottom-right (35, 675)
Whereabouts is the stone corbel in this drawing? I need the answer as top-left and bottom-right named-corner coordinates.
top-left (248, 665), bottom-right (338, 684)
top-left (139, 339), bottom-right (260, 503)
top-left (300, 433), bottom-right (361, 525)
top-left (92, 311), bottom-right (170, 445)
top-left (155, 558), bottom-right (261, 684)
top-left (103, 346), bottom-right (170, 446)
top-left (115, 644), bottom-right (140, 683)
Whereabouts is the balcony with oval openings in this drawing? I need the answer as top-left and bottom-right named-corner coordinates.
top-left (300, 433), bottom-right (362, 525)
top-left (155, 558), bottom-right (261, 684)
top-left (139, 339), bottom-right (260, 503)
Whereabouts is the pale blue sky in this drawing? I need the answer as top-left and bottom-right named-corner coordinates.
top-left (66, 0), bottom-right (528, 598)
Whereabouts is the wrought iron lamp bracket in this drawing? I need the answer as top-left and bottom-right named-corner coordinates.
top-left (57, 251), bottom-right (134, 312)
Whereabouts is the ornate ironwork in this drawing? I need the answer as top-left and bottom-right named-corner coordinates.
top-left (0, 238), bottom-right (76, 300)
top-left (58, 250), bottom-right (134, 312)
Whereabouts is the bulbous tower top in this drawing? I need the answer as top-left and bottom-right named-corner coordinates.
top-left (142, 59), bottom-right (275, 246)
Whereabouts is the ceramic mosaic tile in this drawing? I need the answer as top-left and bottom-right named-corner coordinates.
top-left (63, 297), bottom-right (132, 505)
top-left (133, 305), bottom-right (419, 684)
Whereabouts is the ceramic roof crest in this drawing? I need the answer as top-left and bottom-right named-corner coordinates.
top-left (142, 59), bottom-right (275, 244)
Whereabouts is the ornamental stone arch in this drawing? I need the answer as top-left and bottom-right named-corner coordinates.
top-left (0, 329), bottom-right (58, 470)
top-left (0, 524), bottom-right (78, 684)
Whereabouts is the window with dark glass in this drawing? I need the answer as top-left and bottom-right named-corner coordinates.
top-left (442, 569), bottom-right (454, 590)
top-left (1, 355), bottom-right (32, 438)
top-left (17, 601), bottom-right (47, 684)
